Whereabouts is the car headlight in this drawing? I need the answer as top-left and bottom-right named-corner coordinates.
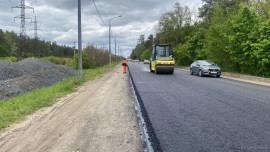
top-left (218, 67), bottom-right (220, 71)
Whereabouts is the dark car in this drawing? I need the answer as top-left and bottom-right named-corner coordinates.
top-left (190, 60), bottom-right (221, 78)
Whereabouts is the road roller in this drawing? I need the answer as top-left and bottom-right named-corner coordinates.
top-left (150, 44), bottom-right (175, 74)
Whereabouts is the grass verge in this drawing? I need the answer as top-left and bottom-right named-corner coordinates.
top-left (0, 63), bottom-right (118, 130)
top-left (41, 56), bottom-right (74, 67)
top-left (0, 57), bottom-right (17, 62)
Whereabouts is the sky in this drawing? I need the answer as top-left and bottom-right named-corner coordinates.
top-left (0, 0), bottom-right (203, 57)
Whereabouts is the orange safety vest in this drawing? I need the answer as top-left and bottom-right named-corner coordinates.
top-left (122, 59), bottom-right (128, 72)
top-left (122, 60), bottom-right (128, 66)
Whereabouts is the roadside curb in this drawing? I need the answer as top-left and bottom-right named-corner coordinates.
top-left (128, 67), bottom-right (162, 152)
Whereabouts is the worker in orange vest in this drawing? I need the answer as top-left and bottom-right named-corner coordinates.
top-left (122, 58), bottom-right (128, 73)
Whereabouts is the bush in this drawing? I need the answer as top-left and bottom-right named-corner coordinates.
top-left (173, 44), bottom-right (193, 66)
top-left (0, 56), bottom-right (18, 62)
top-left (74, 51), bottom-right (91, 69)
top-left (41, 56), bottom-right (74, 67)
top-left (89, 56), bottom-right (98, 69)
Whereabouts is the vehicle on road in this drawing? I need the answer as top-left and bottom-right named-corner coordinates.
top-left (143, 59), bottom-right (150, 64)
top-left (150, 44), bottom-right (175, 74)
top-left (190, 60), bottom-right (221, 78)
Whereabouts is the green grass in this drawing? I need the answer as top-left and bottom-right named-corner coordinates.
top-left (0, 57), bottom-right (18, 62)
top-left (41, 56), bottom-right (74, 67)
top-left (0, 63), bottom-right (118, 130)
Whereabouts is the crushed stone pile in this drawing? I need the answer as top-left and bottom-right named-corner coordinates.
top-left (0, 58), bottom-right (77, 101)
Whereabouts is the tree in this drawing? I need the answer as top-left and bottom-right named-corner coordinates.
top-left (144, 34), bottom-right (154, 50)
top-left (131, 35), bottom-right (148, 60)
top-left (0, 29), bottom-right (8, 57)
top-left (205, 5), bottom-right (232, 70)
top-left (130, 1), bottom-right (270, 77)
top-left (158, 2), bottom-right (191, 45)
top-left (173, 27), bottom-right (206, 65)
top-left (199, 0), bottom-right (249, 20)
top-left (255, 0), bottom-right (270, 19)
top-left (74, 51), bottom-right (90, 69)
top-left (199, 0), bottom-right (215, 18)
top-left (140, 49), bottom-right (151, 61)
top-left (0, 29), bottom-right (74, 59)
top-left (137, 35), bottom-right (145, 45)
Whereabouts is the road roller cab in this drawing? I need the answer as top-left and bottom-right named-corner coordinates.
top-left (150, 44), bottom-right (175, 74)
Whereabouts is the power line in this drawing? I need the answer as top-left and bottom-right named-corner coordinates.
top-left (92, 0), bottom-right (106, 26)
top-left (11, 0), bottom-right (34, 59)
top-left (72, 41), bottom-right (76, 56)
top-left (30, 16), bottom-right (40, 39)
top-left (30, 16), bottom-right (40, 57)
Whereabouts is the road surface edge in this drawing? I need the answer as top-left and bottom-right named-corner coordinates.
top-left (128, 67), bottom-right (162, 152)
top-left (177, 68), bottom-right (270, 87)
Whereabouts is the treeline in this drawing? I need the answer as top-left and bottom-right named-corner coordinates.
top-left (131, 0), bottom-right (270, 77)
top-left (74, 45), bottom-right (123, 69)
top-left (130, 35), bottom-right (154, 61)
top-left (0, 29), bottom-right (123, 69)
top-left (0, 29), bottom-right (74, 59)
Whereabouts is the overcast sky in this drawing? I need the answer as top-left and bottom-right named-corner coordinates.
top-left (0, 0), bottom-right (202, 57)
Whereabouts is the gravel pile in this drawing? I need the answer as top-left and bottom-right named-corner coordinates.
top-left (0, 58), bottom-right (77, 101)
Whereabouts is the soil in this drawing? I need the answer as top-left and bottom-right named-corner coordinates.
top-left (0, 65), bottom-right (142, 152)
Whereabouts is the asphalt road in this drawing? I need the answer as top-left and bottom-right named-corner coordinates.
top-left (128, 62), bottom-right (270, 152)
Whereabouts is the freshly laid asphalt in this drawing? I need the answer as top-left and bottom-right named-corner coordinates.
top-left (128, 62), bottom-right (270, 152)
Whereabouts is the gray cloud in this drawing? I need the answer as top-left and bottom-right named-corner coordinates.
top-left (1, 0), bottom-right (202, 57)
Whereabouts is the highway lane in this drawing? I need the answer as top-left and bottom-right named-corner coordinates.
top-left (128, 62), bottom-right (270, 152)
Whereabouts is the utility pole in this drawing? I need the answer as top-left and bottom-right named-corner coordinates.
top-left (11, 0), bottom-right (34, 59)
top-left (72, 41), bottom-right (76, 56)
top-left (109, 15), bottom-right (122, 66)
top-left (120, 47), bottom-right (122, 58)
top-left (118, 44), bottom-right (120, 61)
top-left (78, 0), bottom-right (82, 77)
top-left (109, 21), bottom-right (111, 66)
top-left (115, 36), bottom-right (117, 62)
top-left (30, 16), bottom-right (40, 57)
top-left (30, 16), bottom-right (38, 39)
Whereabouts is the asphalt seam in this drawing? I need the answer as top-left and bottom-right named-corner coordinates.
top-left (129, 77), bottom-right (153, 152)
top-left (128, 67), bottom-right (163, 152)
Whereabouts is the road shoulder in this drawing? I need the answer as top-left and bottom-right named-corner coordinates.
top-left (176, 67), bottom-right (270, 87)
top-left (0, 64), bottom-right (143, 152)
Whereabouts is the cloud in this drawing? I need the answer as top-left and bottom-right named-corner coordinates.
top-left (1, 0), bottom-right (202, 57)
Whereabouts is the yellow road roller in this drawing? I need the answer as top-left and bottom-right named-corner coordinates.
top-left (150, 44), bottom-right (175, 74)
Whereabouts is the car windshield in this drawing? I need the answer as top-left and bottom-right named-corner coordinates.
top-left (200, 61), bottom-right (216, 66)
top-left (155, 45), bottom-right (172, 57)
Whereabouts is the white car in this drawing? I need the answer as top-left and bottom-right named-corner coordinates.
top-left (144, 59), bottom-right (150, 64)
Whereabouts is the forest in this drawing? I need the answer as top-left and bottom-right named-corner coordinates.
top-left (0, 29), bottom-right (117, 68)
top-left (130, 0), bottom-right (270, 77)
top-left (0, 29), bottom-right (74, 58)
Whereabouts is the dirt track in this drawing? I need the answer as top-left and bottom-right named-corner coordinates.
top-left (0, 65), bottom-right (142, 152)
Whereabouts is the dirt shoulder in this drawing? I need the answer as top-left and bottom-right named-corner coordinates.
top-left (176, 66), bottom-right (270, 87)
top-left (0, 65), bottom-right (142, 152)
